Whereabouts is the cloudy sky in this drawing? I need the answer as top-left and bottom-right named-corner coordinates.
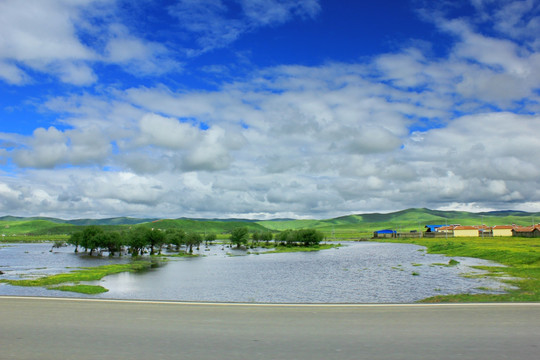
top-left (0, 0), bottom-right (539, 220)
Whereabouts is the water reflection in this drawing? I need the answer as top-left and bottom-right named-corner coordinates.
top-left (0, 242), bottom-right (509, 303)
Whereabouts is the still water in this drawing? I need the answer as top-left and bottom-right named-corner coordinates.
top-left (0, 242), bottom-right (509, 303)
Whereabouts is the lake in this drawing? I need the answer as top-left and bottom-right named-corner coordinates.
top-left (0, 242), bottom-right (510, 303)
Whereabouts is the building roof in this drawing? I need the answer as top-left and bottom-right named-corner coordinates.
top-left (513, 225), bottom-right (540, 233)
top-left (425, 225), bottom-right (444, 232)
top-left (374, 229), bottom-right (396, 234)
top-left (453, 226), bottom-right (479, 231)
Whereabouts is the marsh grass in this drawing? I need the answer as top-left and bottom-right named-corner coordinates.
top-left (377, 236), bottom-right (540, 302)
top-left (260, 243), bottom-right (340, 254)
top-left (52, 284), bottom-right (109, 294)
top-left (0, 261), bottom-right (153, 294)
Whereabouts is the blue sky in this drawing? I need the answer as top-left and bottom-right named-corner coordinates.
top-left (1, 0), bottom-right (540, 219)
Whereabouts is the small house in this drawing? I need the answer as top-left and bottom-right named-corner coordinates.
top-left (373, 229), bottom-right (396, 238)
top-left (425, 225), bottom-right (444, 233)
top-left (452, 226), bottom-right (479, 237)
top-left (492, 225), bottom-right (513, 237)
top-left (512, 225), bottom-right (540, 238)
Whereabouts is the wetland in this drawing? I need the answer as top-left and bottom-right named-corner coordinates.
top-left (0, 241), bottom-right (511, 303)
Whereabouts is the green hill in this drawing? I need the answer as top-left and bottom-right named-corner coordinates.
top-left (2, 208), bottom-right (539, 239)
top-left (261, 208), bottom-right (540, 239)
top-left (138, 218), bottom-right (269, 233)
top-left (0, 220), bottom-right (73, 236)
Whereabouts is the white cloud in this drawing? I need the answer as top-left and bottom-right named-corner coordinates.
top-left (6, 126), bottom-right (111, 169)
top-left (137, 114), bottom-right (200, 149)
top-left (0, 61), bottom-right (30, 85)
top-left (0, 0), bottom-right (99, 84)
top-left (0, 0), bottom-right (180, 85)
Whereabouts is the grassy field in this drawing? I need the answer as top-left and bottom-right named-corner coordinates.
top-left (376, 236), bottom-right (540, 302)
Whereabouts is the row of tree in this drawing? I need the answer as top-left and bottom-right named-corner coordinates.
top-left (67, 226), bottom-right (216, 256)
top-left (226, 227), bottom-right (324, 248)
top-left (67, 225), bottom-right (325, 256)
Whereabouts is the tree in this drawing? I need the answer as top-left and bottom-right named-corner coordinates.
top-left (147, 229), bottom-right (165, 255)
top-left (128, 226), bottom-right (150, 256)
top-left (251, 231), bottom-right (261, 246)
top-left (261, 231), bottom-right (273, 245)
top-left (297, 229), bottom-right (324, 246)
top-left (230, 227), bottom-right (249, 248)
top-left (204, 232), bottom-right (217, 246)
top-left (68, 231), bottom-right (83, 252)
top-left (166, 229), bottom-right (186, 251)
top-left (276, 229), bottom-right (292, 245)
top-left (102, 232), bottom-right (124, 255)
top-left (185, 232), bottom-right (202, 253)
top-left (81, 225), bottom-right (105, 255)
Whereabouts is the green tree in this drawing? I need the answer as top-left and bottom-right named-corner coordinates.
top-left (102, 232), bottom-right (124, 255)
top-left (204, 232), bottom-right (217, 246)
top-left (68, 231), bottom-right (83, 252)
top-left (147, 229), bottom-right (166, 255)
top-left (261, 231), bottom-right (274, 245)
top-left (166, 229), bottom-right (186, 251)
top-left (81, 225), bottom-right (105, 255)
top-left (230, 227), bottom-right (249, 248)
top-left (276, 229), bottom-right (292, 245)
top-left (251, 231), bottom-right (261, 246)
top-left (297, 229), bottom-right (324, 246)
top-left (185, 232), bottom-right (202, 253)
top-left (128, 226), bottom-right (150, 256)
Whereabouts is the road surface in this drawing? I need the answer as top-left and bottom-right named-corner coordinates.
top-left (1, 297), bottom-right (539, 360)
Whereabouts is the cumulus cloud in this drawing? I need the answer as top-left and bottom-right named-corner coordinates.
top-left (0, 0), bottom-right (179, 85)
top-left (0, 0), bottom-right (99, 85)
top-left (137, 114), bottom-right (200, 149)
top-left (5, 126), bottom-right (111, 169)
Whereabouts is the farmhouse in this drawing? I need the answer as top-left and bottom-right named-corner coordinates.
top-left (373, 229), bottom-right (396, 238)
top-left (452, 226), bottom-right (480, 237)
top-left (512, 225), bottom-right (540, 238)
top-left (434, 225), bottom-right (479, 237)
top-left (492, 225), bottom-right (514, 237)
top-left (425, 225), bottom-right (444, 232)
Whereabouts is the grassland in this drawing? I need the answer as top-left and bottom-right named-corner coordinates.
top-left (377, 236), bottom-right (540, 302)
top-left (259, 208), bottom-right (540, 239)
top-left (250, 243), bottom-right (340, 254)
top-left (1, 208), bottom-right (539, 240)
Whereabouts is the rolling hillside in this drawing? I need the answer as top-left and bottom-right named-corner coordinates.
top-left (1, 208), bottom-right (539, 238)
top-left (258, 208), bottom-right (540, 238)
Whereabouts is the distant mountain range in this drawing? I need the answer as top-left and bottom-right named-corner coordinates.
top-left (1, 208), bottom-right (538, 237)
top-left (1, 208), bottom-right (537, 226)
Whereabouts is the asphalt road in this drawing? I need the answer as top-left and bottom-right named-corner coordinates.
top-left (1, 297), bottom-right (539, 360)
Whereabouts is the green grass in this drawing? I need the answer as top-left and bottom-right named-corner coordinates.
top-left (0, 261), bottom-right (154, 294)
top-left (156, 251), bottom-right (199, 258)
top-left (256, 243), bottom-right (340, 254)
top-left (1, 234), bottom-right (70, 243)
top-left (376, 236), bottom-right (540, 302)
top-left (53, 284), bottom-right (109, 294)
